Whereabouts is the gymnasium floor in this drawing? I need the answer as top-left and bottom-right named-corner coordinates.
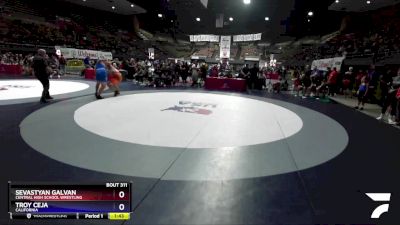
top-left (0, 78), bottom-right (399, 225)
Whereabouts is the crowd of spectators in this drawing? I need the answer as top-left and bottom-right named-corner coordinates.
top-left (0, 52), bottom-right (25, 65)
top-left (286, 64), bottom-right (400, 125)
top-left (0, 17), bottom-right (149, 58)
top-left (282, 15), bottom-right (400, 63)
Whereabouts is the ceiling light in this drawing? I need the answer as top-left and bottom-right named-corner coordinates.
top-left (308, 11), bottom-right (313, 16)
top-left (265, 17), bottom-right (270, 21)
top-left (196, 17), bottom-right (201, 22)
top-left (131, 4), bottom-right (134, 7)
top-left (243, 0), bottom-right (251, 5)
top-left (158, 14), bottom-right (163, 18)
top-left (307, 19), bottom-right (311, 22)
top-left (335, 0), bottom-right (339, 3)
top-left (229, 17), bottom-right (233, 21)
top-left (366, 0), bottom-right (371, 4)
top-left (82, 0), bottom-right (86, 2)
top-left (112, 6), bottom-right (115, 10)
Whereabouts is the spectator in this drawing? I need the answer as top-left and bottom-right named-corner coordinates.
top-left (367, 64), bottom-right (380, 103)
top-left (355, 69), bottom-right (366, 90)
top-left (59, 54), bottom-right (67, 76)
top-left (355, 75), bottom-right (369, 110)
top-left (327, 67), bottom-right (338, 96)
top-left (49, 54), bottom-right (60, 79)
top-left (83, 56), bottom-right (91, 68)
top-left (301, 66), bottom-right (312, 97)
top-left (191, 68), bottom-right (199, 87)
top-left (342, 67), bottom-right (354, 98)
top-left (239, 64), bottom-right (250, 79)
top-left (250, 63), bottom-right (259, 89)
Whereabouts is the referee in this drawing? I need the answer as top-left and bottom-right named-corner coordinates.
top-left (32, 49), bottom-right (53, 103)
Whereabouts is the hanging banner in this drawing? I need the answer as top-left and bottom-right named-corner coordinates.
top-left (311, 57), bottom-right (345, 72)
top-left (220, 36), bottom-right (231, 59)
top-left (189, 35), bottom-right (220, 42)
top-left (148, 48), bottom-right (155, 60)
top-left (54, 46), bottom-right (112, 60)
top-left (233, 33), bottom-right (262, 42)
top-left (254, 33), bottom-right (262, 41)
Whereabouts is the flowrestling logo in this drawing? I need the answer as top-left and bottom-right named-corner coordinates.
top-left (366, 193), bottom-right (391, 219)
top-left (162, 100), bottom-right (217, 115)
top-left (0, 85), bottom-right (34, 91)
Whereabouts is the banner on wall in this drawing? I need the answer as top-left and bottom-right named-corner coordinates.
top-left (219, 36), bottom-right (231, 59)
top-left (54, 46), bottom-right (113, 60)
top-left (311, 57), bottom-right (345, 71)
top-left (190, 35), bottom-right (220, 42)
top-left (233, 33), bottom-right (262, 42)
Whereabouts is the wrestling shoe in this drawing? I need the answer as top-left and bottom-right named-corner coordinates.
top-left (40, 98), bottom-right (48, 104)
top-left (114, 91), bottom-right (120, 97)
top-left (388, 117), bottom-right (396, 125)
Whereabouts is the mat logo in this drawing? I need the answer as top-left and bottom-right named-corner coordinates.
top-left (366, 193), bottom-right (391, 219)
top-left (0, 85), bottom-right (34, 91)
top-left (162, 101), bottom-right (217, 115)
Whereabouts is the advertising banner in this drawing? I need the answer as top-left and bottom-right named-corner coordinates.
top-left (219, 36), bottom-right (231, 59)
top-left (311, 57), bottom-right (345, 72)
top-left (55, 46), bottom-right (113, 60)
top-left (189, 35), bottom-right (220, 42)
top-left (233, 33), bottom-right (262, 42)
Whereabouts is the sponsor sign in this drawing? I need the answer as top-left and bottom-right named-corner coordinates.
top-left (54, 46), bottom-right (113, 60)
top-left (311, 57), bottom-right (345, 72)
top-left (220, 36), bottom-right (231, 59)
top-left (189, 35), bottom-right (220, 42)
top-left (233, 33), bottom-right (262, 42)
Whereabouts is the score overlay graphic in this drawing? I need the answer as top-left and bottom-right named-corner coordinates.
top-left (8, 182), bottom-right (132, 220)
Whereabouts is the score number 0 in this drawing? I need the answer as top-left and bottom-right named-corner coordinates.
top-left (118, 191), bottom-right (126, 211)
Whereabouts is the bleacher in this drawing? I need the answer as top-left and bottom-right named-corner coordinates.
top-left (192, 44), bottom-right (217, 58)
top-left (240, 44), bottom-right (261, 59)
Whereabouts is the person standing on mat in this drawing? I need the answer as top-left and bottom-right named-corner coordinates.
top-left (105, 61), bottom-right (122, 97)
top-left (95, 60), bottom-right (107, 99)
top-left (32, 49), bottom-right (53, 103)
top-left (250, 63), bottom-right (259, 90)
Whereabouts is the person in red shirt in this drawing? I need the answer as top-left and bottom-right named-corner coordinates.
top-left (327, 67), bottom-right (338, 96)
top-left (105, 61), bottom-right (122, 97)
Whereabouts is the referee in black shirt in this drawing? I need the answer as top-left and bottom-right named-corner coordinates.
top-left (32, 49), bottom-right (53, 103)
